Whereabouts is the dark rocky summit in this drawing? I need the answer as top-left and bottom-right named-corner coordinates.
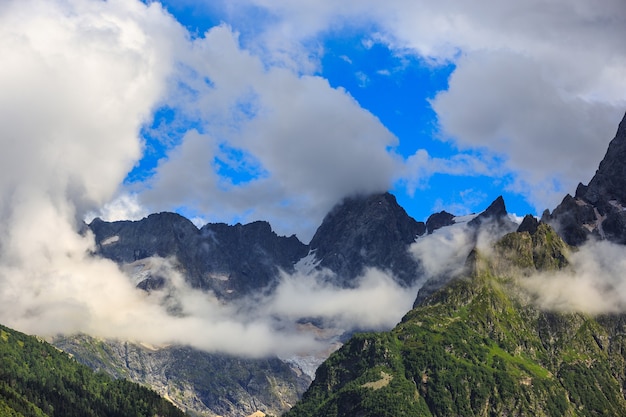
top-left (546, 111), bottom-right (626, 245)
top-left (467, 195), bottom-right (514, 230)
top-left (517, 214), bottom-right (540, 234)
top-left (425, 210), bottom-right (455, 234)
top-left (308, 192), bottom-right (426, 287)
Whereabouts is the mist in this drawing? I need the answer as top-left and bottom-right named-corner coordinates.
top-left (521, 239), bottom-right (626, 314)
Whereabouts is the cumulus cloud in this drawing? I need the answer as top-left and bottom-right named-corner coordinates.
top-left (431, 51), bottom-right (622, 210)
top-left (211, 0), bottom-right (626, 212)
top-left (138, 24), bottom-right (400, 241)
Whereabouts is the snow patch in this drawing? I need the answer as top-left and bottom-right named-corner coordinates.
top-left (294, 250), bottom-right (321, 275)
top-left (101, 235), bottom-right (120, 246)
top-left (208, 273), bottom-right (229, 281)
top-left (452, 213), bottom-right (478, 224)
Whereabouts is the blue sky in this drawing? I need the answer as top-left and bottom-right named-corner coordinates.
top-left (2, 0), bottom-right (625, 242)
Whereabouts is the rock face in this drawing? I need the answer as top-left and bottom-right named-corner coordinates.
top-left (53, 334), bottom-right (311, 417)
top-left (308, 192), bottom-right (426, 287)
top-left (284, 225), bottom-right (626, 417)
top-left (546, 112), bottom-right (626, 245)
top-left (89, 213), bottom-right (309, 299)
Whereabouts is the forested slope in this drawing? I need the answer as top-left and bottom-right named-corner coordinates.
top-left (0, 324), bottom-right (187, 417)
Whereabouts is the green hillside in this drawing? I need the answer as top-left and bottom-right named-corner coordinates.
top-left (285, 224), bottom-right (626, 416)
top-left (0, 324), bottom-right (187, 417)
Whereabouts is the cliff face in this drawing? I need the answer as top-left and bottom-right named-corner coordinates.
top-left (284, 225), bottom-right (626, 417)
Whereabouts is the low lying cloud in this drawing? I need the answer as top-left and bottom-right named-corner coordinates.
top-left (409, 215), bottom-right (517, 280)
top-left (0, 247), bottom-right (417, 358)
top-left (264, 268), bottom-right (419, 331)
top-left (410, 221), bottom-right (476, 279)
top-left (521, 240), bottom-right (626, 314)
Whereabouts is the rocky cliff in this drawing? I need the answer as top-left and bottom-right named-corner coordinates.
top-left (52, 334), bottom-right (310, 417)
top-left (307, 192), bottom-right (426, 287)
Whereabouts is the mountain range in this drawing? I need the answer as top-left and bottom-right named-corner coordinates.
top-left (2, 110), bottom-right (626, 416)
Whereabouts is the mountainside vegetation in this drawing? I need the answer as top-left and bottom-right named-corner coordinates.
top-left (285, 224), bottom-right (626, 416)
top-left (0, 324), bottom-right (187, 417)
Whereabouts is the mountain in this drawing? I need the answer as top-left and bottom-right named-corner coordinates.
top-left (61, 111), bottom-right (626, 417)
top-left (284, 223), bottom-right (626, 417)
top-left (76, 191), bottom-right (512, 416)
top-left (88, 192), bottom-right (427, 294)
top-left (545, 111), bottom-right (626, 245)
top-left (0, 323), bottom-right (186, 417)
top-left (284, 111), bottom-right (626, 417)
top-left (307, 192), bottom-right (426, 287)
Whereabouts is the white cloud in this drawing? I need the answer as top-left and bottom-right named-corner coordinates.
top-left (209, 0), bottom-right (626, 212)
top-left (0, 0), bottom-right (412, 357)
top-left (522, 240), bottom-right (626, 314)
top-left (264, 268), bottom-right (418, 331)
top-left (402, 149), bottom-right (496, 195)
top-left (431, 51), bottom-right (623, 210)
top-left (138, 24), bottom-right (400, 241)
top-left (0, 0), bottom-right (188, 346)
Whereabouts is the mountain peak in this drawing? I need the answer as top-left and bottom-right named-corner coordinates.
top-left (308, 192), bottom-right (426, 287)
top-left (546, 111), bottom-right (626, 245)
top-left (286, 225), bottom-right (621, 417)
top-left (581, 111), bottom-right (626, 207)
top-left (468, 195), bottom-right (511, 229)
top-left (425, 210), bottom-right (455, 234)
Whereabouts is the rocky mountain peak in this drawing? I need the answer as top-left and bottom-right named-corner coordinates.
top-left (89, 213), bottom-right (308, 298)
top-left (308, 192), bottom-right (426, 287)
top-left (425, 210), bottom-right (455, 234)
top-left (546, 111), bottom-right (626, 245)
top-left (581, 111), bottom-right (626, 208)
top-left (468, 195), bottom-right (509, 228)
